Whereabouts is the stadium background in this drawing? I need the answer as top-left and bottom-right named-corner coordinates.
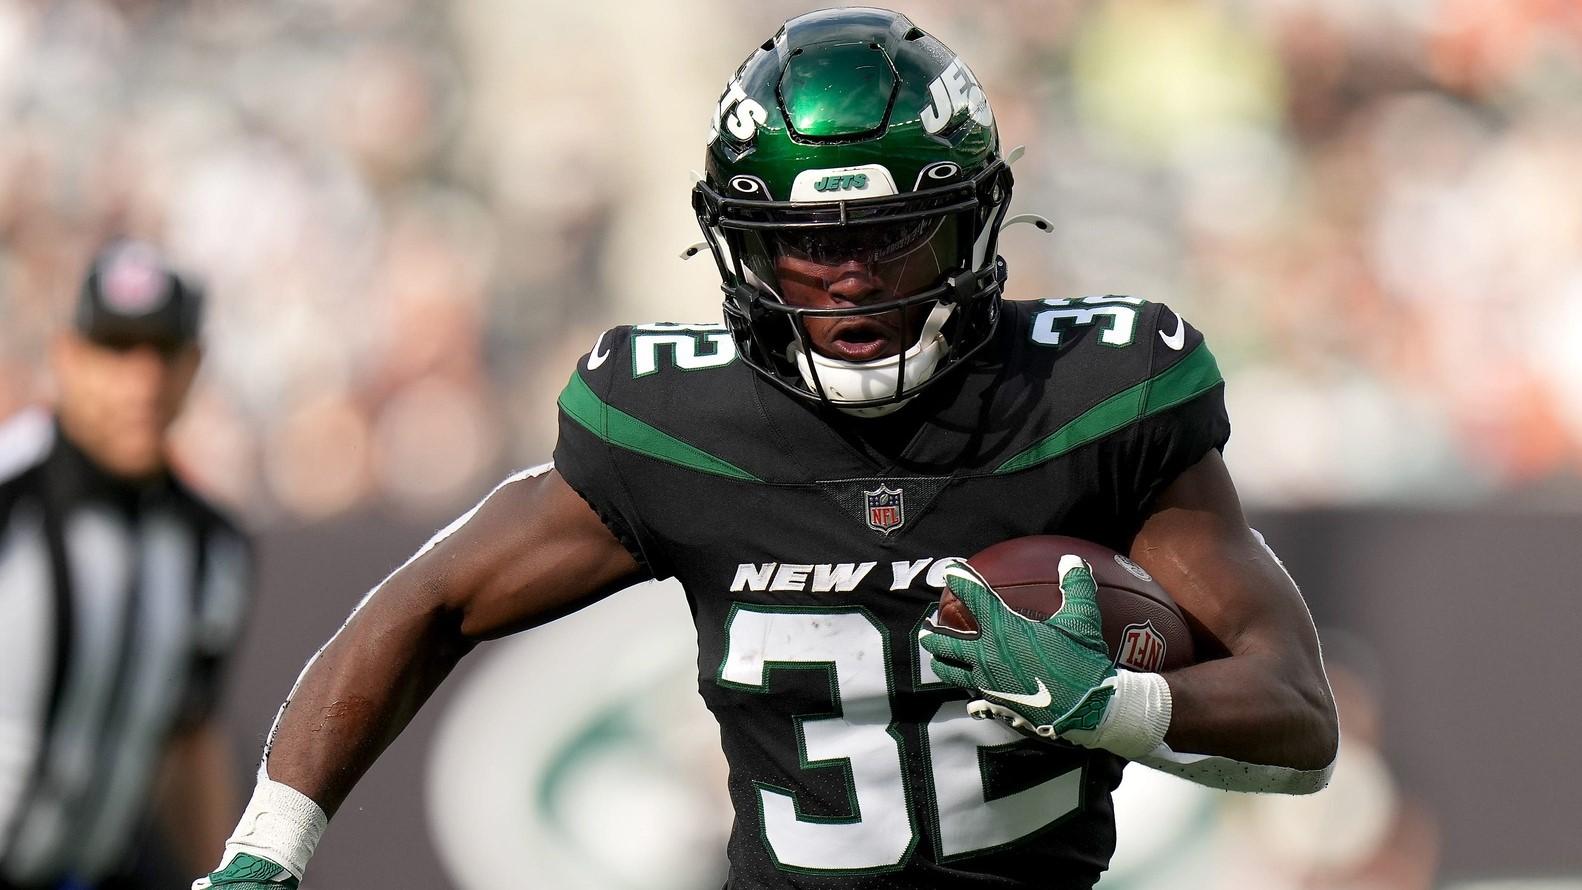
top-left (0, 0), bottom-right (1579, 887)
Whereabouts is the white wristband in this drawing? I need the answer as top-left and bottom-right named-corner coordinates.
top-left (1061, 670), bottom-right (1173, 760)
top-left (221, 778), bottom-right (329, 880)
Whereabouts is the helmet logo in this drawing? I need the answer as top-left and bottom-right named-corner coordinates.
top-left (920, 58), bottom-right (993, 136)
top-left (790, 165), bottom-right (897, 201)
top-left (813, 173), bottom-right (868, 192)
top-left (729, 175), bottom-right (766, 195)
top-left (709, 79), bottom-right (768, 144)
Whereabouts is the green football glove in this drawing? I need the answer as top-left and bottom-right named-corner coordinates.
top-left (920, 555), bottom-right (1116, 740)
top-left (192, 853), bottom-right (299, 890)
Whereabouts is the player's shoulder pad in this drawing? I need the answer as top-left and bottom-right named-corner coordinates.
top-left (566, 324), bottom-right (635, 395)
top-left (1139, 300), bottom-right (1220, 387)
top-left (991, 298), bottom-right (1226, 474)
top-left (567, 320), bottom-right (740, 385)
top-left (559, 320), bottom-right (746, 424)
top-left (557, 321), bottom-right (769, 487)
top-left (1015, 295), bottom-right (1220, 389)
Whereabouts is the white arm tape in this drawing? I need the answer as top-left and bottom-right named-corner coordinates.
top-left (1135, 742), bottom-right (1335, 795)
top-left (1059, 669), bottom-right (1173, 760)
top-left (220, 778), bottom-right (328, 880)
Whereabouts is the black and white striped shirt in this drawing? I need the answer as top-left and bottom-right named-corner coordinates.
top-left (0, 409), bottom-right (251, 887)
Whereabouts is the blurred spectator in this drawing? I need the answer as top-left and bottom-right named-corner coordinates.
top-left (0, 242), bottom-right (249, 890)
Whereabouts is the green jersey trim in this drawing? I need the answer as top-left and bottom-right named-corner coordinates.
top-left (558, 372), bottom-right (763, 482)
top-left (993, 341), bottom-right (1223, 475)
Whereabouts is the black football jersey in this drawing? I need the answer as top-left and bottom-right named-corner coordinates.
top-left (553, 297), bottom-right (1230, 890)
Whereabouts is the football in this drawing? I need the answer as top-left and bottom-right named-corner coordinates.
top-left (937, 535), bottom-right (1195, 672)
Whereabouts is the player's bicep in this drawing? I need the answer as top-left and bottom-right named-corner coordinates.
top-left (1127, 450), bottom-right (1322, 668)
top-left (402, 466), bottom-right (646, 642)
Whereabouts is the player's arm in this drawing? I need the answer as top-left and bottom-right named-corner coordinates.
top-left (1124, 448), bottom-right (1338, 776)
top-left (920, 305), bottom-right (1336, 792)
top-left (922, 451), bottom-right (1336, 794)
top-left (196, 465), bottom-right (645, 888)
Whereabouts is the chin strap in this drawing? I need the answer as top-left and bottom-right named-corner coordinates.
top-left (788, 302), bottom-right (954, 417)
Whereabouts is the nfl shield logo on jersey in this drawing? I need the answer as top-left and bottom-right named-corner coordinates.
top-left (863, 485), bottom-right (905, 535)
top-left (1115, 621), bottom-right (1166, 672)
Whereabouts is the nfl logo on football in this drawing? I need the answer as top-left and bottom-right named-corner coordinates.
top-left (863, 485), bottom-right (905, 535)
top-left (1116, 621), bottom-right (1166, 672)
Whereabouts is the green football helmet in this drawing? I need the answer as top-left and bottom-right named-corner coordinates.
top-left (692, 7), bottom-right (1013, 417)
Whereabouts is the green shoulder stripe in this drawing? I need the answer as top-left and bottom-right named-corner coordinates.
top-left (994, 342), bottom-right (1223, 474)
top-left (558, 372), bottom-right (761, 482)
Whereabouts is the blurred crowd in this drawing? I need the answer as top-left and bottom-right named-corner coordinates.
top-left (1, 0), bottom-right (1579, 524)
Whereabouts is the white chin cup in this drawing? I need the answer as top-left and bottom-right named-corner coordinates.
top-left (790, 303), bottom-right (954, 418)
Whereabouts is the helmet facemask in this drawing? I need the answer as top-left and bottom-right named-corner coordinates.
top-left (695, 160), bottom-right (1012, 417)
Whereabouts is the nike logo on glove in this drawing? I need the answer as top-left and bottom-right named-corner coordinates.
top-left (1159, 313), bottom-right (1185, 351)
top-left (587, 331), bottom-right (611, 370)
top-left (980, 678), bottom-right (1053, 709)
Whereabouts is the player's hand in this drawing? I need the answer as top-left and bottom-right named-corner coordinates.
top-left (192, 853), bottom-right (299, 890)
top-left (920, 555), bottom-right (1116, 740)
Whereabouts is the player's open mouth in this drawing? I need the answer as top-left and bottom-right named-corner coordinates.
top-left (826, 320), bottom-right (899, 362)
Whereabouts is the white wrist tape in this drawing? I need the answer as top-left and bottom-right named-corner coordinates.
top-left (1060, 670), bottom-right (1173, 760)
top-left (222, 778), bottom-right (329, 880)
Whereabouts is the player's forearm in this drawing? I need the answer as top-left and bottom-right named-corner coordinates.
top-left (1159, 650), bottom-right (1337, 770)
top-left (194, 597), bottom-right (470, 889)
top-left (264, 589), bottom-right (474, 816)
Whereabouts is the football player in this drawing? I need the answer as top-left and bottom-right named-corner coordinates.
top-left (196, 8), bottom-right (1337, 890)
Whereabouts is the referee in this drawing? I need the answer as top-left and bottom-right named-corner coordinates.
top-left (0, 242), bottom-right (250, 890)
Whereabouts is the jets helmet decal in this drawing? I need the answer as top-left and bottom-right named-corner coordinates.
top-left (692, 7), bottom-right (1013, 416)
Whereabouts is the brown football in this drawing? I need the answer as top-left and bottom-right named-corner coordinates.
top-left (937, 535), bottom-right (1195, 672)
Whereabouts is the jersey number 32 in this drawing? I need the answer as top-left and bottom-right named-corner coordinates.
top-left (719, 606), bottom-right (1088, 874)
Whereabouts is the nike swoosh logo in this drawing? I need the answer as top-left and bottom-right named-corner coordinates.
top-left (586, 331), bottom-right (611, 370)
top-left (1159, 313), bottom-right (1185, 351)
top-left (981, 678), bottom-right (1053, 709)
